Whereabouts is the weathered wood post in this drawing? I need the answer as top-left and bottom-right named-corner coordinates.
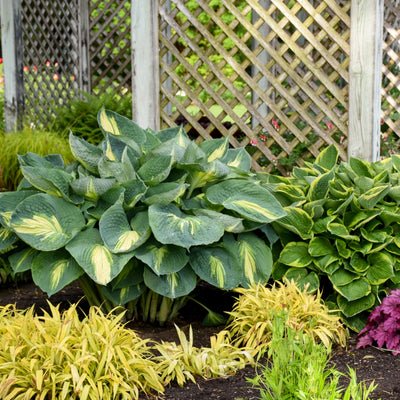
top-left (0, 0), bottom-right (24, 132)
top-left (348, 0), bottom-right (384, 162)
top-left (131, 0), bottom-right (160, 131)
top-left (78, 0), bottom-right (91, 94)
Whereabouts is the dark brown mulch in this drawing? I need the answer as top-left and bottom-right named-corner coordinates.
top-left (0, 281), bottom-right (399, 400)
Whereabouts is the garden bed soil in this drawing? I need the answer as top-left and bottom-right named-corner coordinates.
top-left (0, 281), bottom-right (399, 400)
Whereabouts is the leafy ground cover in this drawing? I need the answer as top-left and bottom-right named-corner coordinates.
top-left (0, 281), bottom-right (399, 400)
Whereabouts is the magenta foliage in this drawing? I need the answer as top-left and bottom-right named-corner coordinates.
top-left (357, 289), bottom-right (400, 355)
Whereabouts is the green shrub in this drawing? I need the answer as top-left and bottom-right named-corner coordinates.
top-left (259, 145), bottom-right (400, 331)
top-left (50, 91), bottom-right (132, 144)
top-left (0, 128), bottom-right (74, 191)
top-left (0, 108), bottom-right (286, 324)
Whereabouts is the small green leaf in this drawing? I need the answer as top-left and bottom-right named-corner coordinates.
top-left (279, 242), bottom-right (313, 267)
top-left (308, 237), bottom-right (336, 257)
top-left (333, 277), bottom-right (371, 301)
top-left (350, 253), bottom-right (369, 272)
top-left (314, 145), bottom-right (338, 170)
top-left (366, 252), bottom-right (394, 285)
top-left (330, 269), bottom-right (359, 286)
top-left (337, 292), bottom-right (375, 317)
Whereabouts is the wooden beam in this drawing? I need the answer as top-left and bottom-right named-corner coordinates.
top-left (131, 0), bottom-right (160, 131)
top-left (348, 0), bottom-right (384, 162)
top-left (0, 0), bottom-right (24, 132)
top-left (78, 0), bottom-right (91, 94)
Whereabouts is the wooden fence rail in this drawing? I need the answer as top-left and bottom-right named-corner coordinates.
top-left (1, 0), bottom-right (399, 173)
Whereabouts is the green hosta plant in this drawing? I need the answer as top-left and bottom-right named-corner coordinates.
top-left (259, 144), bottom-right (400, 330)
top-left (0, 108), bottom-right (286, 324)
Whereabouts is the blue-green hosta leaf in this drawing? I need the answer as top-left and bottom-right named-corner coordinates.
top-left (11, 194), bottom-right (86, 251)
top-left (21, 166), bottom-right (72, 199)
top-left (100, 282), bottom-right (146, 305)
top-left (314, 145), bottom-right (338, 170)
top-left (225, 232), bottom-right (273, 287)
top-left (70, 177), bottom-right (116, 202)
top-left (143, 182), bottom-right (189, 205)
top-left (98, 108), bottom-right (146, 148)
top-left (31, 249), bottom-right (84, 297)
top-left (137, 155), bottom-right (172, 186)
top-left (148, 204), bottom-right (225, 249)
top-left (85, 187), bottom-right (125, 220)
top-left (275, 207), bottom-right (313, 240)
top-left (308, 170), bottom-right (334, 201)
top-left (206, 179), bottom-right (286, 223)
top-left (134, 238), bottom-right (189, 275)
top-left (150, 128), bottom-right (191, 163)
top-left (308, 237), bottom-right (336, 257)
top-left (156, 126), bottom-right (186, 142)
top-left (358, 185), bottom-right (391, 209)
top-left (333, 277), bottom-right (371, 301)
top-left (143, 265), bottom-right (197, 298)
top-left (100, 204), bottom-right (151, 253)
top-left (66, 228), bottom-right (134, 285)
top-left (199, 136), bottom-right (229, 162)
top-left (337, 292), bottom-right (376, 318)
top-left (284, 268), bottom-right (320, 292)
top-left (69, 132), bottom-right (103, 174)
top-left (142, 128), bottom-right (162, 153)
top-left (279, 242), bottom-right (313, 267)
top-left (185, 160), bottom-right (231, 195)
top-left (0, 226), bottom-right (18, 252)
top-left (8, 248), bottom-right (40, 273)
top-left (179, 141), bottom-right (206, 164)
top-left (17, 152), bottom-right (56, 169)
top-left (189, 246), bottom-right (241, 290)
top-left (192, 209), bottom-right (244, 233)
top-left (110, 259), bottom-right (145, 290)
top-left (366, 252), bottom-right (394, 285)
top-left (220, 147), bottom-right (252, 172)
top-left (0, 190), bottom-right (38, 229)
top-left (98, 154), bottom-right (136, 184)
top-left (122, 179), bottom-right (148, 208)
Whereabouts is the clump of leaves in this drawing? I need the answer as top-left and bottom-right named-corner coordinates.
top-left (0, 127), bottom-right (73, 191)
top-left (0, 108), bottom-right (286, 325)
top-left (248, 311), bottom-right (377, 400)
top-left (0, 303), bottom-right (164, 399)
top-left (357, 288), bottom-right (400, 354)
top-left (259, 144), bottom-right (400, 331)
top-left (153, 325), bottom-right (253, 387)
top-left (227, 279), bottom-right (347, 355)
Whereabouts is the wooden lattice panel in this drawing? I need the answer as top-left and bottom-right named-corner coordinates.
top-left (381, 0), bottom-right (400, 149)
top-left (21, 0), bottom-right (80, 126)
top-left (89, 0), bottom-right (132, 95)
top-left (159, 0), bottom-right (350, 173)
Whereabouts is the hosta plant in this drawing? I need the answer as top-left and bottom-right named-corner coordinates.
top-left (0, 108), bottom-right (286, 324)
top-left (357, 288), bottom-right (400, 354)
top-left (259, 145), bottom-right (400, 330)
top-left (226, 279), bottom-right (347, 355)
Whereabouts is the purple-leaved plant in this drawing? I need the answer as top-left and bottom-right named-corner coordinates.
top-left (357, 288), bottom-right (400, 355)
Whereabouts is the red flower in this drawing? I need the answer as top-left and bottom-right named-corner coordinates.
top-left (53, 73), bottom-right (59, 80)
top-left (250, 139), bottom-right (258, 146)
top-left (272, 118), bottom-right (279, 131)
top-left (23, 66), bottom-right (29, 71)
top-left (0, 77), bottom-right (4, 84)
top-left (46, 61), bottom-right (51, 67)
top-left (33, 65), bottom-right (38, 71)
top-left (0, 58), bottom-right (3, 64)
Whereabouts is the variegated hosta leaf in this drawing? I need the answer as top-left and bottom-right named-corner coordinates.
top-left (99, 204), bottom-right (151, 253)
top-left (331, 276), bottom-right (371, 301)
top-left (18, 152), bottom-right (56, 168)
top-left (69, 132), bottom-right (103, 174)
top-left (0, 190), bottom-right (38, 229)
top-left (142, 182), bottom-right (189, 205)
top-left (279, 242), bottom-right (313, 267)
top-left (98, 107), bottom-right (146, 147)
top-left (199, 136), bottom-right (229, 162)
top-left (274, 207), bottom-right (313, 240)
top-left (100, 282), bottom-right (146, 305)
top-left (98, 154), bottom-right (136, 184)
top-left (70, 176), bottom-right (116, 202)
top-left (220, 147), bottom-right (252, 172)
top-left (8, 248), bottom-right (40, 273)
top-left (65, 228), bottom-right (134, 286)
top-left (137, 154), bottom-right (173, 186)
top-left (192, 209), bottom-right (245, 233)
top-left (134, 238), bottom-right (189, 275)
top-left (149, 130), bottom-right (191, 163)
top-left (337, 292), bottom-right (376, 318)
top-left (284, 268), bottom-right (320, 292)
top-left (21, 166), bottom-right (72, 199)
top-left (0, 226), bottom-right (19, 252)
top-left (10, 193), bottom-right (86, 251)
top-left (85, 186), bottom-right (125, 219)
top-left (142, 128), bottom-right (162, 153)
top-left (189, 245), bottom-right (241, 290)
top-left (314, 145), bottom-right (339, 170)
top-left (31, 249), bottom-right (84, 297)
top-left (156, 125), bottom-right (189, 143)
top-left (148, 204), bottom-right (225, 249)
top-left (122, 179), bottom-right (148, 208)
top-left (223, 232), bottom-right (273, 287)
top-left (143, 265), bottom-right (197, 298)
top-left (206, 179), bottom-right (287, 223)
